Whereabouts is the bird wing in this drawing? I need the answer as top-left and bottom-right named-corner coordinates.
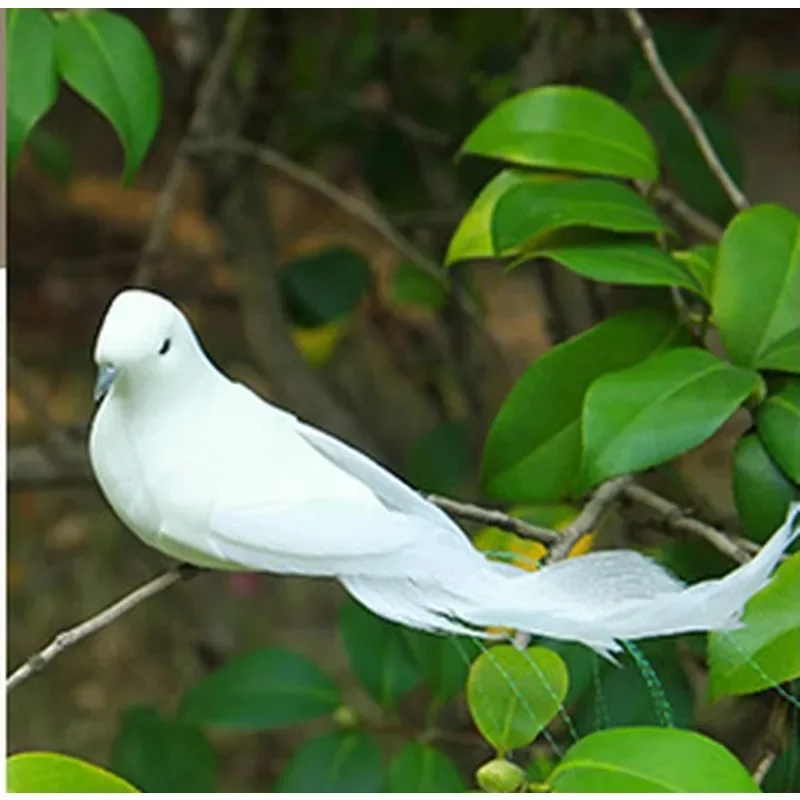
top-left (295, 420), bottom-right (465, 533)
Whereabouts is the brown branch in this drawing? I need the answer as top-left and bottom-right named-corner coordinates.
top-left (547, 476), bottom-right (633, 563)
top-left (188, 137), bottom-right (448, 287)
top-left (133, 9), bottom-right (251, 285)
top-left (428, 495), bottom-right (559, 546)
top-left (622, 483), bottom-right (751, 565)
top-left (650, 185), bottom-right (724, 241)
top-left (625, 9), bottom-right (748, 211)
top-left (752, 698), bottom-right (789, 785)
top-left (7, 567), bottom-right (201, 693)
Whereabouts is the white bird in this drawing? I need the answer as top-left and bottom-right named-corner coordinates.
top-left (89, 288), bottom-right (799, 659)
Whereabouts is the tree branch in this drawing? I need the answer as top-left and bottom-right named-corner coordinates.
top-left (625, 9), bottom-right (748, 211)
top-left (7, 566), bottom-right (201, 693)
top-left (133, 9), bottom-right (251, 285)
top-left (650, 185), bottom-right (724, 241)
top-left (622, 483), bottom-right (751, 565)
top-left (547, 476), bottom-right (633, 563)
top-left (428, 495), bottom-right (559, 546)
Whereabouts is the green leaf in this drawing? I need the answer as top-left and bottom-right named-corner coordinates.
top-left (274, 731), bottom-right (383, 792)
top-left (281, 246), bottom-right (372, 328)
top-left (492, 178), bottom-right (664, 255)
top-left (7, 752), bottom-right (138, 793)
top-left (177, 647), bottom-right (341, 730)
top-left (483, 308), bottom-right (687, 503)
top-left (111, 706), bottom-right (216, 793)
top-left (578, 347), bottom-right (763, 492)
top-left (409, 421), bottom-right (472, 495)
top-left (713, 204), bottom-right (800, 372)
top-left (339, 598), bottom-right (420, 708)
top-left (386, 743), bottom-right (467, 792)
top-left (733, 433), bottom-right (800, 543)
top-left (466, 645), bottom-right (568, 754)
top-left (571, 639), bottom-right (694, 734)
top-left (7, 9), bottom-right (59, 171)
top-left (550, 727), bottom-right (759, 792)
top-left (672, 244), bottom-right (717, 299)
top-left (391, 262), bottom-right (447, 310)
top-left (708, 553), bottom-right (800, 702)
top-left (54, 10), bottom-right (161, 183)
top-left (539, 240), bottom-right (700, 293)
top-left (445, 170), bottom-right (566, 265)
top-left (461, 86), bottom-right (658, 181)
top-left (402, 631), bottom-right (479, 704)
top-left (756, 379), bottom-right (800, 482)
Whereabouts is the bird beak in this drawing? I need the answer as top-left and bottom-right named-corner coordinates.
top-left (94, 364), bottom-right (120, 403)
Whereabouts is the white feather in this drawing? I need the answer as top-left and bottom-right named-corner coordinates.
top-left (89, 289), bottom-right (800, 658)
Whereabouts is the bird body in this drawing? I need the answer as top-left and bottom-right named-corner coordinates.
top-left (89, 289), bottom-right (800, 658)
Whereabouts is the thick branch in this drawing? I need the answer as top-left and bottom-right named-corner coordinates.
top-left (7, 567), bottom-right (200, 693)
top-left (625, 9), bottom-right (748, 211)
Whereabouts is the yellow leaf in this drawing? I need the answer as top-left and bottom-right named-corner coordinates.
top-left (292, 317), bottom-right (351, 367)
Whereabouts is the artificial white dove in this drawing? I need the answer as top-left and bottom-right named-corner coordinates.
top-left (89, 289), bottom-right (800, 659)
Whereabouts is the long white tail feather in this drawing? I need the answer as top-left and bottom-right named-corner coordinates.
top-left (340, 504), bottom-right (800, 658)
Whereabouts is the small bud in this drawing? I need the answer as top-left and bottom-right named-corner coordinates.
top-left (332, 705), bottom-right (359, 729)
top-left (476, 758), bottom-right (525, 793)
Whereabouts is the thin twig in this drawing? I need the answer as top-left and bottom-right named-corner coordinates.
top-left (752, 698), bottom-right (789, 785)
top-left (6, 567), bottom-right (200, 693)
top-left (547, 476), bottom-right (633, 563)
top-left (623, 483), bottom-right (750, 564)
top-left (625, 9), bottom-right (748, 211)
top-left (428, 495), bottom-right (559, 546)
top-left (651, 185), bottom-right (723, 241)
top-left (188, 137), bottom-right (448, 287)
top-left (133, 9), bottom-right (250, 285)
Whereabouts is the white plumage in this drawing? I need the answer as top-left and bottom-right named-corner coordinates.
top-left (89, 289), bottom-right (800, 659)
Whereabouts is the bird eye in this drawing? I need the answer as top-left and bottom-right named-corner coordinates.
top-left (158, 338), bottom-right (172, 356)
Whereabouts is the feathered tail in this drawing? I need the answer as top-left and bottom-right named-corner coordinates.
top-left (343, 503), bottom-right (800, 659)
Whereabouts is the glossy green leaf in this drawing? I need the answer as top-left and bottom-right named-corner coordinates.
top-left (177, 647), bottom-right (341, 730)
top-left (445, 170), bottom-right (565, 265)
top-left (539, 240), bottom-right (700, 292)
top-left (391, 262), bottom-right (447, 310)
top-left (756, 379), bottom-right (800, 482)
top-left (281, 246), bottom-right (372, 328)
top-left (274, 731), bottom-right (383, 792)
top-left (572, 639), bottom-right (694, 734)
top-left (461, 86), bottom-right (658, 181)
top-left (339, 598), bottom-right (420, 708)
top-left (386, 743), bottom-right (466, 792)
top-left (713, 204), bottom-right (800, 373)
top-left (7, 9), bottom-right (59, 171)
top-left (708, 553), bottom-right (800, 701)
top-left (550, 727), bottom-right (759, 792)
top-left (578, 347), bottom-right (763, 492)
top-left (111, 706), bottom-right (216, 793)
top-left (672, 244), bottom-right (717, 299)
top-left (409, 421), bottom-right (471, 495)
top-left (733, 433), bottom-right (800, 543)
top-left (483, 308), bottom-right (687, 503)
top-left (492, 178), bottom-right (664, 255)
top-left (55, 11), bottom-right (161, 183)
top-left (402, 631), bottom-right (479, 704)
top-left (467, 645), bottom-right (568, 754)
top-left (7, 752), bottom-right (138, 793)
